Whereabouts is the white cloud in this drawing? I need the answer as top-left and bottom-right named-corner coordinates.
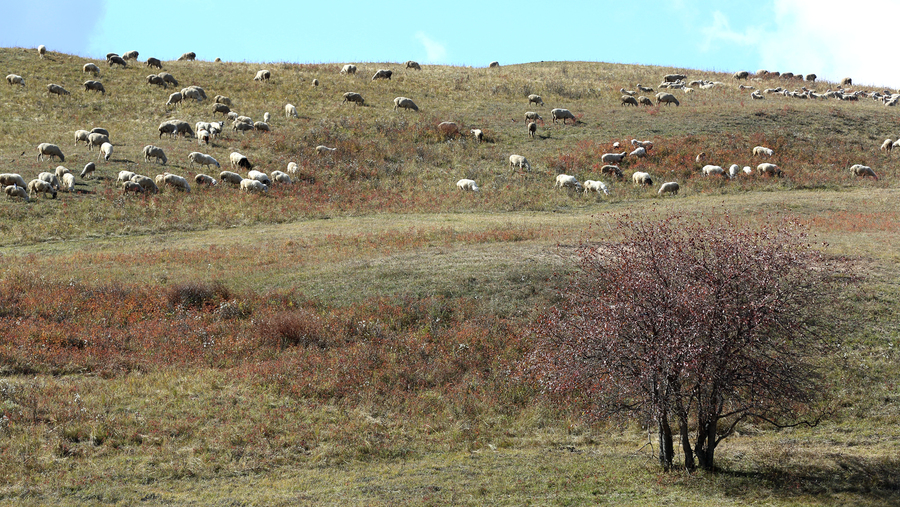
top-left (415, 32), bottom-right (447, 64)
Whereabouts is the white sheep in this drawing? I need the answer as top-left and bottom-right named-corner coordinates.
top-left (37, 172), bottom-right (60, 190)
top-left (601, 152), bottom-right (627, 164)
top-left (116, 170), bottom-right (136, 186)
top-left (750, 90), bottom-right (764, 100)
top-left (728, 164), bottom-right (741, 179)
top-left (508, 154), bottom-right (531, 170)
top-left (528, 121), bottom-right (537, 138)
top-left (405, 61), bottom-right (422, 70)
top-left (316, 145), bottom-right (336, 154)
top-left (271, 170), bottom-right (292, 184)
top-left (47, 83), bottom-right (70, 97)
top-left (701, 165), bottom-right (725, 177)
top-left (188, 152), bottom-right (220, 169)
top-left (83, 63), bottom-right (100, 75)
top-left (194, 174), bottom-right (218, 186)
top-left (181, 85), bottom-right (206, 101)
top-left (286, 162), bottom-right (299, 175)
top-left (248, 170), bottom-right (271, 186)
top-left (99, 142), bottom-right (113, 161)
top-left (240, 179), bottom-right (268, 193)
top-left (179, 52), bottom-right (196, 61)
top-left (528, 94), bottom-right (544, 106)
top-left (342, 92), bottom-right (365, 105)
top-left (489, 61), bottom-right (500, 68)
top-left (80, 163), bottom-right (96, 179)
top-left (850, 164), bottom-right (878, 180)
top-left (752, 146), bottom-right (774, 157)
top-left (471, 129), bottom-right (484, 142)
top-left (198, 129), bottom-right (210, 145)
top-left (122, 181), bottom-right (145, 194)
top-left (164, 173), bottom-right (191, 192)
top-left (631, 139), bottom-right (653, 151)
top-left (393, 96), bottom-right (418, 111)
top-left (620, 87), bottom-right (636, 97)
top-left (285, 103), bottom-right (298, 118)
top-left (220, 171), bottom-right (244, 185)
top-left (555, 174), bottom-right (583, 192)
top-left (5, 185), bottom-right (29, 201)
top-left (695, 152), bottom-right (707, 163)
top-left (6, 74), bottom-right (25, 86)
top-left (87, 133), bottom-right (109, 150)
top-left (158, 72), bottom-right (178, 86)
top-left (74, 130), bottom-right (91, 146)
top-left (233, 122), bottom-right (254, 134)
top-left (632, 171), bottom-right (653, 186)
top-left (756, 163), bottom-right (783, 177)
top-left (212, 103), bottom-right (231, 116)
top-left (550, 108), bottom-right (576, 124)
top-left (525, 111), bottom-right (543, 124)
top-left (638, 96), bottom-right (653, 106)
top-left (230, 152), bottom-right (252, 170)
top-left (61, 173), bottom-right (75, 192)
top-left (656, 92), bottom-right (680, 106)
top-left (340, 64), bottom-right (357, 74)
top-left (629, 146), bottom-right (647, 158)
top-left (131, 174), bottom-right (159, 193)
top-left (743, 166), bottom-right (753, 175)
top-left (37, 143), bottom-right (65, 162)
top-left (312, 79), bottom-right (319, 87)
top-left (254, 121), bottom-right (270, 132)
top-left (143, 145), bottom-right (167, 164)
top-left (601, 165), bottom-right (623, 180)
top-left (0, 173), bottom-right (27, 188)
top-left (657, 181), bottom-right (679, 195)
top-left (55, 165), bottom-right (71, 181)
top-left (372, 69), bottom-right (392, 80)
top-left (38, 45), bottom-right (46, 58)
top-left (263, 112), bottom-right (271, 123)
top-left (165, 92), bottom-right (183, 109)
top-left (28, 179), bottom-right (57, 199)
top-left (456, 178), bottom-right (479, 191)
top-left (583, 180), bottom-right (609, 195)
top-left (881, 139), bottom-right (893, 153)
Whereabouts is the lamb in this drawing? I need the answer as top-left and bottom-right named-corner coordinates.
top-left (83, 80), bottom-right (105, 94)
top-left (342, 92), bottom-right (365, 105)
top-left (247, 170), bottom-right (271, 186)
top-left (28, 179), bottom-right (57, 199)
top-left (116, 170), bottom-right (136, 186)
top-left (253, 121), bottom-right (270, 132)
top-left (188, 152), bottom-right (220, 169)
top-left (752, 146), bottom-right (774, 157)
top-left (230, 152), bottom-right (252, 170)
top-left (165, 92), bottom-right (183, 109)
top-left (37, 172), bottom-right (60, 190)
top-left (656, 92), bottom-right (680, 106)
top-left (74, 130), bottom-right (91, 146)
top-left (340, 64), bottom-right (357, 74)
top-left (254, 69), bottom-right (271, 82)
top-left (6, 74), bottom-right (25, 86)
top-left (271, 171), bottom-right (292, 184)
top-left (621, 95), bottom-right (638, 106)
top-left (528, 94), bottom-right (544, 106)
top-left (194, 174), bottom-right (218, 186)
top-left (212, 103), bottom-right (230, 116)
top-left (658, 181), bottom-right (680, 195)
top-left (47, 83), bottom-right (70, 97)
top-left (55, 165), bottom-right (71, 181)
top-left (632, 171), bottom-right (653, 186)
top-left (215, 95), bottom-right (232, 106)
top-left (178, 52), bottom-right (196, 61)
top-left (38, 45), bottom-right (46, 59)
top-left (122, 181), bottom-right (144, 194)
top-left (555, 174), bottom-right (583, 192)
top-left (147, 75), bottom-right (166, 88)
top-left (583, 180), bottom-right (609, 195)
top-left (601, 165), bottom-right (623, 180)
top-left (99, 142), bottom-right (113, 161)
top-left (316, 145), bottom-right (336, 154)
top-left (393, 96), bottom-right (419, 111)
top-left (5, 185), bottom-right (29, 201)
top-left (163, 173), bottom-right (191, 192)
top-left (240, 179), bottom-right (268, 193)
top-left (701, 165), bottom-right (725, 177)
top-left (108, 56), bottom-right (127, 68)
top-left (850, 164), bottom-right (878, 180)
top-left (629, 147), bottom-right (647, 158)
top-left (285, 103), bottom-right (298, 117)
top-left (601, 152), bottom-right (627, 164)
top-left (220, 171), bottom-right (243, 185)
top-left (524, 111), bottom-right (543, 124)
top-left (80, 163), bottom-right (96, 179)
top-left (756, 163), bottom-right (783, 177)
top-left (471, 129), bottom-right (484, 142)
top-left (508, 154), bottom-right (531, 170)
top-left (87, 133), bottom-right (109, 150)
top-left (638, 96), bottom-right (653, 106)
top-left (0, 174), bottom-right (27, 188)
top-left (83, 63), bottom-right (100, 75)
top-left (881, 139), bottom-right (893, 152)
top-left (158, 72), bottom-right (178, 86)
top-left (131, 174), bottom-right (159, 193)
top-left (61, 173), bottom-right (75, 192)
top-left (550, 108), bottom-right (576, 124)
top-left (37, 143), bottom-right (65, 162)
top-left (146, 57), bottom-right (162, 69)
top-left (528, 121), bottom-right (537, 138)
top-left (489, 61), bottom-right (500, 68)
top-left (456, 178), bottom-right (479, 191)
top-left (372, 69), bottom-right (393, 80)
top-left (122, 50), bottom-right (139, 61)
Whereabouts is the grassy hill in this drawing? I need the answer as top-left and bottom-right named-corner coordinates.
top-left (0, 47), bottom-right (898, 505)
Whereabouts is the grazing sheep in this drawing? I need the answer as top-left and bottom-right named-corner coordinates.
top-left (372, 69), bottom-right (392, 80)
top-left (131, 174), bottom-right (159, 194)
top-left (74, 130), bottom-right (91, 146)
top-left (254, 69), bottom-right (271, 82)
top-left (728, 164), bottom-right (741, 179)
top-left (438, 121), bottom-right (460, 137)
top-left (664, 74), bottom-right (686, 82)
top-left (637, 84), bottom-right (654, 92)
top-left (181, 85), bottom-right (206, 102)
top-left (524, 111), bottom-right (543, 124)
top-left (471, 129), bottom-right (484, 142)
top-left (701, 165), bottom-right (725, 177)
top-left (198, 129), bottom-right (209, 145)
top-left (122, 181), bottom-right (144, 194)
top-left (122, 50), bottom-right (139, 61)
top-left (583, 180), bottom-right (609, 195)
top-left (656, 92), bottom-right (680, 106)
top-left (316, 145), bottom-right (336, 154)
top-left (83, 80), bottom-right (105, 94)
top-left (212, 103), bottom-right (230, 116)
top-left (695, 152), bottom-right (707, 163)
top-left (489, 61), bottom-right (500, 68)
top-left (253, 121), bottom-right (270, 132)
top-left (750, 90), bottom-right (764, 100)
top-left (158, 122), bottom-right (177, 138)
top-left (850, 164), bottom-right (878, 180)
top-left (116, 170), bottom-right (136, 186)
top-left (312, 79), bottom-right (319, 87)
top-left (178, 52), bottom-right (196, 61)
top-left (214, 95), bottom-right (231, 106)
top-left (106, 53), bottom-right (119, 61)
top-left (90, 127), bottom-right (109, 136)
top-left (147, 75), bottom-right (166, 88)
top-left (271, 171), bottom-right (292, 184)
top-left (393, 96), bottom-right (419, 111)
top-left (757, 163), bottom-right (783, 177)
top-left (528, 94), bottom-right (544, 106)
top-left (658, 181), bottom-right (680, 195)
top-left (99, 142), bottom-right (113, 161)
top-left (55, 165), bottom-right (71, 181)
top-left (733, 71), bottom-right (749, 80)
top-left (342, 92), bottom-right (365, 105)
top-left (164, 173), bottom-right (191, 192)
top-left (805, 74), bottom-right (816, 82)
top-left (220, 171), bottom-right (243, 185)
top-left (108, 56), bottom-right (127, 68)
top-left (631, 139), bottom-right (653, 151)
top-left (61, 173), bottom-right (75, 192)
top-left (168, 121), bottom-right (194, 138)
top-left (406, 61), bottom-right (421, 70)
top-left (5, 185), bottom-right (29, 201)
top-left (286, 162), bottom-right (299, 175)
top-left (37, 143), bottom-right (65, 162)
top-left (263, 112), bottom-right (271, 123)
top-left (87, 133), bottom-right (109, 150)
top-left (28, 179), bottom-right (57, 199)
top-left (632, 171), bottom-right (653, 187)
top-left (752, 146), bottom-right (774, 157)
top-left (340, 64), bottom-right (357, 74)
top-left (601, 165), bottom-right (623, 180)
top-left (233, 122), bottom-right (254, 134)
top-left (38, 45), bottom-right (46, 59)
top-left (83, 63), bottom-right (100, 75)
top-left (841, 77), bottom-right (852, 86)
top-left (230, 152), bottom-right (252, 170)
top-left (37, 172), bottom-right (60, 190)
top-left (155, 174), bottom-right (166, 187)
top-left (621, 95), bottom-right (638, 106)
top-left (555, 174), bottom-right (583, 192)
top-left (47, 83), bottom-right (70, 97)
top-left (248, 170), bottom-right (271, 186)
top-left (880, 139), bottom-right (893, 153)
top-left (80, 163), bottom-right (96, 179)
top-left (6, 74), bottom-right (25, 86)
top-left (240, 179), bottom-right (268, 193)
top-left (601, 152), bottom-right (627, 164)
top-left (158, 72), bottom-right (178, 86)
top-left (528, 121), bottom-right (537, 138)
top-left (638, 96), bottom-right (653, 106)
top-left (194, 174), bottom-right (217, 186)
top-left (509, 154), bottom-right (531, 170)
top-left (0, 174), bottom-right (27, 188)
top-left (456, 178), bottom-right (479, 191)
top-left (188, 152), bottom-right (220, 169)
top-left (550, 108), bottom-right (576, 124)
top-left (166, 92), bottom-right (183, 109)
top-left (146, 57), bottom-right (162, 69)
top-left (629, 147), bottom-right (647, 158)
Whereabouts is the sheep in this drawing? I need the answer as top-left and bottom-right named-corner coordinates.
top-left (61, 173), bottom-right (75, 192)
top-left (28, 179), bottom-right (57, 199)
top-left (621, 95), bottom-right (638, 106)
top-left (108, 56), bottom-right (127, 68)
top-left (83, 63), bottom-right (100, 75)
top-left (38, 45), bottom-right (46, 59)
top-left (181, 86), bottom-right (206, 101)
top-left (74, 130), bottom-right (91, 146)
top-left (164, 173), bottom-right (191, 192)
top-left (583, 180), bottom-right (609, 195)
top-left (6, 74), bottom-right (25, 86)
top-left (47, 83), bottom-right (70, 97)
top-left (194, 174), bottom-right (218, 186)
top-left (215, 95), bottom-right (232, 106)
top-left (131, 174), bottom-right (159, 193)
top-left (122, 50), bottom-right (139, 61)
top-left (728, 164), bottom-right (741, 179)
top-left (154, 174), bottom-right (166, 187)
top-left (286, 162), bottom-right (299, 175)
top-left (525, 111), bottom-right (543, 124)
top-left (601, 152), bottom-right (627, 164)
top-left (212, 103), bottom-right (230, 116)
top-left (5, 185), bottom-right (29, 201)
top-left (158, 122), bottom-right (177, 138)
top-left (230, 152), bottom-right (252, 170)
top-left (393, 96), bottom-right (419, 111)
top-left (240, 179), bottom-right (268, 193)
top-left (701, 165), bottom-right (725, 177)
top-left (841, 77), bottom-right (852, 86)
top-left (752, 146), bottom-right (774, 157)
top-left (528, 121), bottom-right (537, 138)
top-left (91, 127), bottom-right (109, 136)
top-left (312, 79), bottom-right (319, 87)
top-left (850, 164), bottom-right (878, 180)
top-left (170, 121), bottom-right (195, 138)
top-left (198, 129), bottom-right (210, 145)
top-left (146, 57), bottom-right (162, 69)
top-left (220, 171), bottom-right (243, 185)
top-left (756, 163), bottom-right (783, 177)
top-left (456, 178), bottom-right (479, 191)
top-left (805, 73), bottom-right (816, 82)
top-left (638, 96), bottom-right (653, 106)
top-left (158, 72), bottom-right (178, 86)
top-left (733, 71), bottom-right (750, 80)
top-left (405, 60), bottom-right (422, 70)
top-left (439, 121), bottom-right (460, 137)
top-left (80, 163), bottom-right (96, 179)
top-left (508, 154), bottom-right (531, 170)
top-left (631, 139), bottom-right (653, 151)
top-left (528, 94), bottom-right (544, 106)
top-left (658, 181), bottom-right (680, 195)
top-left (695, 152), bottom-right (707, 163)
top-left (372, 69), bottom-right (393, 81)
top-left (83, 80), bottom-right (105, 94)
top-left (99, 142), bottom-right (113, 161)
top-left (87, 133), bottom-right (109, 150)
top-left (600, 165), bottom-right (623, 180)
top-left (0, 174), bottom-right (27, 188)
top-left (37, 172), bottom-right (60, 190)
top-left (489, 61), bottom-right (500, 68)
top-left (341, 92), bottom-right (365, 106)
top-left (880, 139), bottom-right (893, 153)
top-left (188, 152), bottom-right (220, 169)
top-left (166, 92), bottom-right (183, 109)
top-left (248, 170), bottom-right (271, 186)
top-left (629, 147), bottom-right (647, 158)
top-left (656, 92), bottom-right (680, 106)
top-left (663, 74), bottom-right (686, 82)
top-left (263, 112), bottom-right (271, 123)
top-left (551, 108), bottom-right (576, 124)
top-left (471, 129), bottom-right (484, 142)
top-left (340, 64), bottom-right (357, 74)
top-left (178, 52), bottom-right (196, 61)
top-left (233, 122), bottom-right (254, 134)
top-left (316, 145), bottom-right (336, 154)
top-left (285, 103), bottom-right (298, 118)
top-left (116, 170), bottom-right (136, 186)
top-left (750, 90), bottom-right (764, 100)
top-left (55, 165), bottom-right (71, 181)
top-left (122, 181), bottom-right (144, 194)
top-left (555, 174), bottom-right (583, 192)
top-left (147, 75), bottom-right (166, 88)
top-left (253, 121), bottom-right (270, 132)
top-left (37, 143), bottom-right (65, 162)
top-left (254, 69), bottom-right (271, 82)
top-left (106, 53), bottom-right (119, 61)
top-left (637, 84), bottom-right (654, 93)
top-left (632, 171), bottom-right (653, 187)
top-left (271, 170), bottom-right (292, 184)
top-left (620, 88), bottom-right (636, 96)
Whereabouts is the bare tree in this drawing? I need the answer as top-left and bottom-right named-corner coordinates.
top-left (530, 213), bottom-right (849, 470)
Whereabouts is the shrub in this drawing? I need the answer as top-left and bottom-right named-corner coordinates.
top-left (167, 281), bottom-right (231, 310)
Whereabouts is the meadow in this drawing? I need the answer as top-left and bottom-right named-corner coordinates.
top-left (0, 47), bottom-right (898, 505)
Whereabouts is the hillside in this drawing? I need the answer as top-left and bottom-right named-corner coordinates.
top-left (0, 47), bottom-right (899, 506)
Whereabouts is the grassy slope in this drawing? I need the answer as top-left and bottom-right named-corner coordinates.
top-left (0, 48), bottom-right (899, 505)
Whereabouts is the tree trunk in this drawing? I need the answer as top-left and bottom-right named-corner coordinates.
top-left (658, 412), bottom-right (674, 469)
top-left (678, 412), bottom-right (695, 471)
top-left (695, 416), bottom-right (718, 471)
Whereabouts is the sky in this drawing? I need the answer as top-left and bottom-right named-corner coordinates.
top-left (1, 0), bottom-right (896, 87)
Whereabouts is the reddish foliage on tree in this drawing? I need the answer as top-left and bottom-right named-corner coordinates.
top-left (528, 212), bottom-right (850, 470)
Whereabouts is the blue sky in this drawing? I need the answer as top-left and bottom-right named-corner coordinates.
top-left (2, 0), bottom-right (895, 87)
